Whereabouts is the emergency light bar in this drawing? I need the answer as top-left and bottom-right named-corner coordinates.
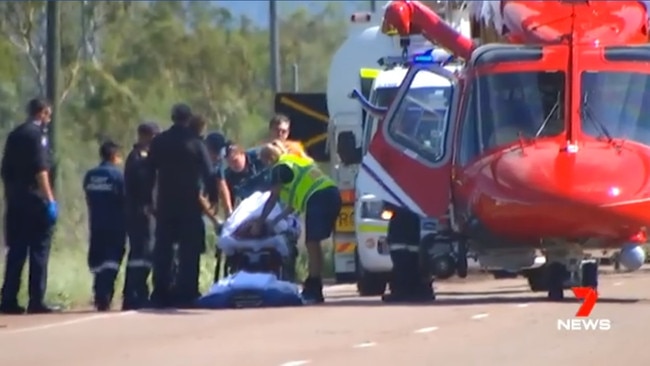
top-left (378, 48), bottom-right (455, 67)
top-left (412, 49), bottom-right (455, 65)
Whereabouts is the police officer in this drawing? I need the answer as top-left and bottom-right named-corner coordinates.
top-left (380, 203), bottom-right (435, 302)
top-left (0, 98), bottom-right (59, 314)
top-left (252, 143), bottom-right (342, 303)
top-left (83, 141), bottom-right (126, 311)
top-left (122, 122), bottom-right (160, 310)
top-left (217, 144), bottom-right (268, 216)
top-left (144, 104), bottom-right (217, 308)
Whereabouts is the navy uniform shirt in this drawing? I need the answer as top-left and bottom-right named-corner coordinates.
top-left (124, 144), bottom-right (150, 213)
top-left (216, 149), bottom-right (269, 206)
top-left (1, 121), bottom-right (51, 196)
top-left (83, 162), bottom-right (126, 232)
top-left (145, 124), bottom-right (216, 215)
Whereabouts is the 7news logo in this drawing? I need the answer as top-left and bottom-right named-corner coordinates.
top-left (556, 287), bottom-right (612, 331)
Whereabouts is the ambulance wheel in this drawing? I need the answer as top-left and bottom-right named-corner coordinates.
top-left (547, 262), bottom-right (567, 301)
top-left (355, 251), bottom-right (387, 296)
top-left (524, 266), bottom-right (548, 292)
top-left (432, 255), bottom-right (456, 280)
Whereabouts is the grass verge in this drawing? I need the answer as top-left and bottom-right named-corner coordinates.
top-left (0, 232), bottom-right (334, 309)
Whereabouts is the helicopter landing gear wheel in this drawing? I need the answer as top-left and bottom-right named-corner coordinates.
top-left (581, 260), bottom-right (598, 289)
top-left (456, 240), bottom-right (468, 279)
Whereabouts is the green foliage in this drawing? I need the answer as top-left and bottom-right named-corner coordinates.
top-left (0, 1), bottom-right (347, 307)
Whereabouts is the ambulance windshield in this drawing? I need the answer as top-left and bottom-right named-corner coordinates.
top-left (386, 69), bottom-right (453, 163)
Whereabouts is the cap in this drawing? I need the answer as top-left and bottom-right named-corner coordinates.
top-left (171, 103), bottom-right (192, 124)
top-left (99, 140), bottom-right (121, 160)
top-left (205, 132), bottom-right (227, 154)
top-left (137, 121), bottom-right (160, 135)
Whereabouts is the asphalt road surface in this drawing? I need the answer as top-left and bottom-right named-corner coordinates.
top-left (1, 270), bottom-right (648, 366)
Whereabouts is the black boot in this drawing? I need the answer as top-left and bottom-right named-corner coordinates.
top-left (301, 276), bottom-right (324, 304)
top-left (382, 249), bottom-right (414, 303)
top-left (383, 250), bottom-right (435, 303)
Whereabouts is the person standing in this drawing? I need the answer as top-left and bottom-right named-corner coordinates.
top-left (252, 143), bottom-right (342, 303)
top-left (0, 98), bottom-right (59, 314)
top-left (261, 114), bottom-right (310, 159)
top-left (144, 104), bottom-right (217, 308)
top-left (122, 122), bottom-right (160, 310)
top-left (83, 141), bottom-right (127, 311)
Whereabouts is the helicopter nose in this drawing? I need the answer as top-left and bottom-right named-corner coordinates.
top-left (480, 141), bottom-right (650, 238)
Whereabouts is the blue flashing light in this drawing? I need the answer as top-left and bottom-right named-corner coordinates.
top-left (411, 48), bottom-right (455, 66)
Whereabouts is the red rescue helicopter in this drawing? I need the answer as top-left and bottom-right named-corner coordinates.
top-left (353, 0), bottom-right (650, 300)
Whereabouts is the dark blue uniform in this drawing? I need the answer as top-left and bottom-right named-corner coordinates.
top-left (217, 149), bottom-right (270, 206)
top-left (83, 162), bottom-right (126, 307)
top-left (0, 121), bottom-right (55, 313)
top-left (122, 145), bottom-right (154, 309)
top-left (145, 124), bottom-right (217, 308)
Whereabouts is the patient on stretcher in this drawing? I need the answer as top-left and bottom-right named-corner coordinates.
top-left (218, 191), bottom-right (301, 271)
top-left (197, 191), bottom-right (303, 309)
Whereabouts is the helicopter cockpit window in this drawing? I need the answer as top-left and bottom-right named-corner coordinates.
top-left (386, 70), bottom-right (453, 163)
top-left (580, 71), bottom-right (650, 145)
top-left (476, 71), bottom-right (565, 150)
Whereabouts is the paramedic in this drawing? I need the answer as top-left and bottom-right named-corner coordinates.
top-left (122, 122), bottom-right (160, 310)
top-left (381, 202), bottom-right (435, 303)
top-left (0, 98), bottom-right (58, 314)
top-left (252, 144), bottom-right (342, 303)
top-left (145, 103), bottom-right (217, 308)
top-left (83, 140), bottom-right (127, 311)
top-left (217, 144), bottom-right (267, 216)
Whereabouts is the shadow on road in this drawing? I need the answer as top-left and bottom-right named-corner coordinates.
top-left (318, 295), bottom-right (641, 308)
top-left (135, 308), bottom-right (209, 315)
top-left (436, 289), bottom-right (529, 296)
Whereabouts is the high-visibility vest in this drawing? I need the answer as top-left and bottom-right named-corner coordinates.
top-left (276, 154), bottom-right (335, 213)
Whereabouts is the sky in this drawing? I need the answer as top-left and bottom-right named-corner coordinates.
top-left (215, 1), bottom-right (381, 27)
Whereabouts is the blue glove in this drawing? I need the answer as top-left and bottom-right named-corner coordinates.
top-left (46, 201), bottom-right (58, 224)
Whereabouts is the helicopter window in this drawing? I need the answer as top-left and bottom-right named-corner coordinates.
top-left (580, 71), bottom-right (650, 145)
top-left (386, 70), bottom-right (453, 163)
top-left (476, 71), bottom-right (565, 151)
top-left (362, 87), bottom-right (399, 154)
top-left (458, 85), bottom-right (480, 166)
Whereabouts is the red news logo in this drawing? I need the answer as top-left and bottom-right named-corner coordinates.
top-left (556, 287), bottom-right (611, 331)
top-left (572, 287), bottom-right (598, 317)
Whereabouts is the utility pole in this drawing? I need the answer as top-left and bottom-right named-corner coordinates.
top-left (370, 0), bottom-right (377, 13)
top-left (292, 63), bottom-right (299, 92)
top-left (46, 1), bottom-right (61, 190)
top-left (269, 0), bottom-right (281, 93)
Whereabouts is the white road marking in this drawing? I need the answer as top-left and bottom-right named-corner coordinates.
top-left (0, 311), bottom-right (135, 335)
top-left (613, 282), bottom-right (623, 286)
top-left (414, 326), bottom-right (439, 334)
top-left (280, 361), bottom-right (311, 366)
top-left (515, 303), bottom-right (530, 308)
top-left (353, 342), bottom-right (377, 348)
top-left (471, 313), bottom-right (489, 320)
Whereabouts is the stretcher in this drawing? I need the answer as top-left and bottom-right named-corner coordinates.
top-left (195, 191), bottom-right (304, 309)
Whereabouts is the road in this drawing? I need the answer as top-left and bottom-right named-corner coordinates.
top-left (0, 271), bottom-right (648, 366)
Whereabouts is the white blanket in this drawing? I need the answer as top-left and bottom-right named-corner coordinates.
top-left (218, 191), bottom-right (301, 257)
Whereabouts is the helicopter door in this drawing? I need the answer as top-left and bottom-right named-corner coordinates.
top-left (359, 65), bottom-right (457, 217)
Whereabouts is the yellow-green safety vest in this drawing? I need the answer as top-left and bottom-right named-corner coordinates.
top-left (276, 154), bottom-right (335, 213)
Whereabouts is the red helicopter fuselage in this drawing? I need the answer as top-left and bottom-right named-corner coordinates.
top-left (372, 0), bottom-right (650, 249)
